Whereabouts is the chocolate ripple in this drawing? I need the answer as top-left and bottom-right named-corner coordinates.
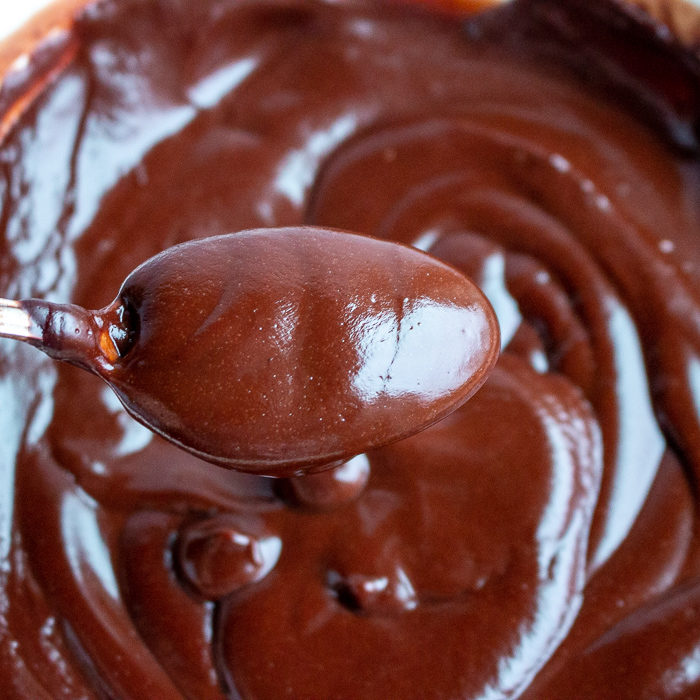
top-left (307, 115), bottom-right (672, 570)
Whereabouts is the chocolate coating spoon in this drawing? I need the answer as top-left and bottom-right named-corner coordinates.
top-left (0, 226), bottom-right (499, 477)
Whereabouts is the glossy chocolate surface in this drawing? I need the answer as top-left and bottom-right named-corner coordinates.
top-left (2, 0), bottom-right (700, 697)
top-left (19, 226), bottom-right (498, 476)
top-left (110, 227), bottom-right (497, 475)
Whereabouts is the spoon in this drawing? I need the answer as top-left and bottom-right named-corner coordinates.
top-left (0, 226), bottom-right (499, 477)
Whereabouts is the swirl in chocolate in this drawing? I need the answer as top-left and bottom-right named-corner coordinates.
top-left (1, 0), bottom-right (700, 698)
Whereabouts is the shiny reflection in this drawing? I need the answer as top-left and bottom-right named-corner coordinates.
top-left (177, 516), bottom-right (282, 599)
top-left (61, 491), bottom-right (119, 600)
top-left (187, 57), bottom-right (259, 109)
top-left (352, 300), bottom-right (490, 401)
top-left (480, 250), bottom-right (521, 348)
top-left (100, 385), bottom-right (153, 458)
top-left (275, 114), bottom-right (359, 206)
top-left (488, 523), bottom-right (584, 700)
top-left (662, 645), bottom-right (700, 695)
top-left (589, 302), bottom-right (665, 570)
top-left (0, 370), bottom-right (43, 559)
top-left (428, 232), bottom-right (521, 348)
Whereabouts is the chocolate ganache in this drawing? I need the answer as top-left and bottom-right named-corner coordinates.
top-left (0, 227), bottom-right (499, 475)
top-left (2, 0), bottom-right (700, 697)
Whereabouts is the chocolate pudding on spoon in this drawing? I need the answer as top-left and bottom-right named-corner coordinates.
top-left (0, 226), bottom-right (499, 475)
top-left (3, 0), bottom-right (700, 698)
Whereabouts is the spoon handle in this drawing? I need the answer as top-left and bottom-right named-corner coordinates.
top-left (0, 297), bottom-right (118, 370)
top-left (0, 299), bottom-right (43, 344)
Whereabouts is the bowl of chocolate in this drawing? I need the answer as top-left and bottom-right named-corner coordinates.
top-left (3, 0), bottom-right (700, 698)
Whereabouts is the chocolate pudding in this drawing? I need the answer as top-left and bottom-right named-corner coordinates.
top-left (2, 0), bottom-right (700, 697)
